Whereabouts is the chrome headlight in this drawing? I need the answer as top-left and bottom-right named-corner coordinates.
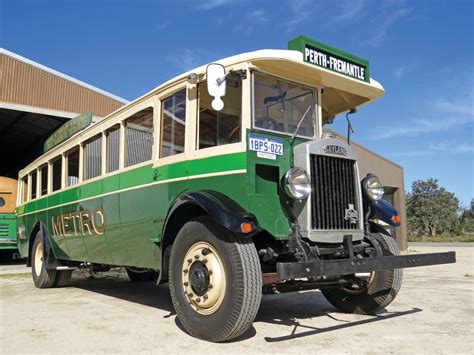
top-left (362, 174), bottom-right (384, 201)
top-left (283, 167), bottom-right (311, 200)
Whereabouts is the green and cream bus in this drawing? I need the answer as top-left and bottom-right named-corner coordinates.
top-left (16, 36), bottom-right (455, 342)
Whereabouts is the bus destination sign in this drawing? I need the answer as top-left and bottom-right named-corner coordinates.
top-left (43, 112), bottom-right (93, 153)
top-left (288, 35), bottom-right (370, 83)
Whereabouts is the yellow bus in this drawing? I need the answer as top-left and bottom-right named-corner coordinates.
top-left (0, 177), bottom-right (18, 252)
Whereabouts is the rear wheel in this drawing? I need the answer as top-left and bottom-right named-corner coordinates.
top-left (31, 233), bottom-right (57, 288)
top-left (54, 270), bottom-right (73, 287)
top-left (169, 216), bottom-right (262, 342)
top-left (321, 233), bottom-right (403, 314)
top-left (125, 267), bottom-right (157, 282)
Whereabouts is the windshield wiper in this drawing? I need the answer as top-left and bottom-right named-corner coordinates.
top-left (290, 105), bottom-right (312, 143)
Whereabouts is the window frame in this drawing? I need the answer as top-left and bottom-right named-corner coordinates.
top-left (196, 79), bottom-right (243, 151)
top-left (124, 107), bottom-right (154, 168)
top-left (50, 155), bottom-right (63, 193)
top-left (38, 164), bottom-right (49, 197)
top-left (153, 84), bottom-right (190, 167)
top-left (190, 65), bottom-right (250, 161)
top-left (82, 134), bottom-right (103, 181)
top-left (65, 146), bottom-right (81, 187)
top-left (105, 123), bottom-right (121, 174)
top-left (159, 88), bottom-right (187, 160)
top-left (251, 70), bottom-right (319, 140)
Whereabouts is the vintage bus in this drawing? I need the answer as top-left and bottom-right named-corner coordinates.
top-left (16, 36), bottom-right (455, 342)
top-left (1, 177), bottom-right (18, 253)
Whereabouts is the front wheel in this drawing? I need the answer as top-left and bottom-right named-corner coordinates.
top-left (169, 216), bottom-right (262, 342)
top-left (321, 233), bottom-right (403, 315)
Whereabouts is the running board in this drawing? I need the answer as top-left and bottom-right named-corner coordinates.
top-left (276, 252), bottom-right (456, 281)
top-left (56, 266), bottom-right (78, 271)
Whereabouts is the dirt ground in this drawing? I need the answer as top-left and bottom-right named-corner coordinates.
top-left (1, 244), bottom-right (473, 354)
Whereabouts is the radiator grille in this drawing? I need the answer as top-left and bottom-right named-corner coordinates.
top-left (0, 223), bottom-right (9, 237)
top-left (310, 155), bottom-right (359, 230)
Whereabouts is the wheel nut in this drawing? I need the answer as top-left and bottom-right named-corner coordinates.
top-left (208, 284), bottom-right (213, 289)
top-left (194, 255), bottom-right (200, 259)
top-left (183, 282), bottom-right (188, 287)
top-left (196, 298), bottom-right (201, 303)
top-left (183, 269), bottom-right (188, 274)
top-left (202, 248), bottom-right (210, 256)
top-left (187, 258), bottom-right (192, 263)
top-left (203, 295), bottom-right (208, 300)
top-left (187, 292), bottom-right (193, 297)
top-left (202, 259), bottom-right (208, 264)
top-left (208, 270), bottom-right (213, 275)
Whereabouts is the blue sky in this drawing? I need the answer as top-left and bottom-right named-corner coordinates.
top-left (2, 0), bottom-right (473, 206)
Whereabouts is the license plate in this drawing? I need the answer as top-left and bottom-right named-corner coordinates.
top-left (249, 135), bottom-right (284, 156)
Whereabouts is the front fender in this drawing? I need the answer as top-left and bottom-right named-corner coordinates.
top-left (368, 198), bottom-right (401, 227)
top-left (164, 191), bottom-right (262, 238)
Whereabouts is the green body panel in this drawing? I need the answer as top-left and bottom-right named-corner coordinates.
top-left (0, 213), bottom-right (18, 250)
top-left (17, 130), bottom-right (306, 268)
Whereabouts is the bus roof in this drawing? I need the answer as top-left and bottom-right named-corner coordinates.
top-left (19, 49), bottom-right (384, 175)
top-left (126, 49), bottom-right (384, 123)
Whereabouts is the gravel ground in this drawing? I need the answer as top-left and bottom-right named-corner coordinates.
top-left (0, 244), bottom-right (472, 354)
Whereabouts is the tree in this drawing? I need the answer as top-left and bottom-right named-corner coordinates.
top-left (460, 198), bottom-right (474, 233)
top-left (406, 179), bottom-right (459, 237)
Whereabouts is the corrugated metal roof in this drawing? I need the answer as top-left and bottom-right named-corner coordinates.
top-left (0, 49), bottom-right (127, 117)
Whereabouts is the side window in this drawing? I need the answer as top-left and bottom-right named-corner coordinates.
top-left (125, 108), bottom-right (154, 167)
top-left (161, 90), bottom-right (186, 157)
top-left (66, 147), bottom-right (80, 186)
top-left (31, 171), bottom-right (37, 199)
top-left (21, 176), bottom-right (28, 203)
top-left (198, 79), bottom-right (242, 149)
top-left (83, 135), bottom-right (102, 180)
top-left (51, 157), bottom-right (62, 192)
top-left (106, 124), bottom-right (120, 173)
top-left (39, 165), bottom-right (48, 196)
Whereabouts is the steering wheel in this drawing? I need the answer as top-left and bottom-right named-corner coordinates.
top-left (255, 117), bottom-right (278, 130)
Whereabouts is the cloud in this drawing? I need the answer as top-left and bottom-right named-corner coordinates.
top-left (233, 8), bottom-right (269, 35)
top-left (429, 141), bottom-right (474, 154)
top-left (371, 88), bottom-right (474, 140)
top-left (390, 141), bottom-right (474, 157)
top-left (367, 3), bottom-right (412, 46)
top-left (165, 49), bottom-right (219, 73)
top-left (282, 0), bottom-right (314, 30)
top-left (371, 116), bottom-right (474, 140)
top-left (195, 0), bottom-right (243, 10)
top-left (394, 65), bottom-right (410, 79)
top-left (334, 0), bottom-right (366, 22)
top-left (433, 99), bottom-right (474, 116)
top-left (154, 21), bottom-right (171, 31)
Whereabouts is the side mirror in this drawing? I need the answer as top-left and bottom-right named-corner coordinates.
top-left (206, 63), bottom-right (226, 111)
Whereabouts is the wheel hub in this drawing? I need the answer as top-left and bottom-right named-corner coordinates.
top-left (34, 242), bottom-right (43, 277)
top-left (189, 261), bottom-right (210, 296)
top-left (182, 241), bottom-right (226, 315)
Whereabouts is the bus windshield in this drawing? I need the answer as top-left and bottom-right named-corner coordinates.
top-left (253, 72), bottom-right (316, 138)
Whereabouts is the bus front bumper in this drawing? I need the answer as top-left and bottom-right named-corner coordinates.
top-left (276, 251), bottom-right (456, 281)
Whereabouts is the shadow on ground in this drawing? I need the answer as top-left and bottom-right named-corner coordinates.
top-left (69, 273), bottom-right (422, 342)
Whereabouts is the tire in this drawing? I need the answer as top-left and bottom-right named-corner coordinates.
top-left (321, 233), bottom-right (403, 315)
top-left (169, 216), bottom-right (262, 342)
top-left (54, 270), bottom-right (73, 287)
top-left (125, 267), bottom-right (157, 282)
top-left (31, 233), bottom-right (57, 288)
